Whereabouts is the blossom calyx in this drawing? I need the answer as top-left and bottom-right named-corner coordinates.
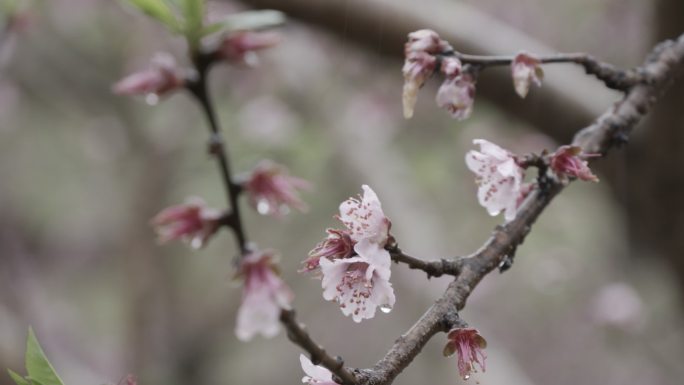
top-left (549, 145), bottom-right (599, 183)
top-left (444, 327), bottom-right (487, 380)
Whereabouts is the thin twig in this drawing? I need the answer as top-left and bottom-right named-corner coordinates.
top-left (447, 51), bottom-right (645, 91)
top-left (388, 247), bottom-right (462, 278)
top-left (281, 309), bottom-right (358, 385)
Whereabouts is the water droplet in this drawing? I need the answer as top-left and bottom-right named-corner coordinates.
top-left (257, 200), bottom-right (271, 215)
top-left (464, 374), bottom-right (470, 380)
top-left (145, 93), bottom-right (159, 106)
top-left (380, 304), bottom-right (392, 313)
top-left (190, 237), bottom-right (203, 250)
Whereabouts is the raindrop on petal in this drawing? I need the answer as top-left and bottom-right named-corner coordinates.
top-left (257, 200), bottom-right (271, 215)
top-left (145, 93), bottom-right (159, 106)
top-left (380, 304), bottom-right (392, 313)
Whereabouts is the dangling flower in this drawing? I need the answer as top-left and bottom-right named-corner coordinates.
top-left (113, 53), bottom-right (185, 102)
top-left (150, 197), bottom-right (222, 249)
top-left (242, 160), bottom-right (311, 217)
top-left (549, 145), bottom-right (599, 183)
top-left (216, 31), bottom-right (281, 67)
top-left (235, 249), bottom-right (293, 341)
top-left (299, 354), bottom-right (339, 385)
top-left (465, 139), bottom-right (525, 221)
top-left (511, 52), bottom-right (543, 98)
top-left (436, 73), bottom-right (476, 121)
top-left (320, 239), bottom-right (395, 322)
top-left (301, 229), bottom-right (354, 273)
top-left (443, 328), bottom-right (487, 380)
top-left (308, 185), bottom-right (395, 322)
top-left (402, 29), bottom-right (452, 119)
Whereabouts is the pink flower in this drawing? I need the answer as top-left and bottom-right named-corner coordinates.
top-left (113, 53), bottom-right (185, 102)
top-left (150, 197), bottom-right (222, 249)
top-left (401, 29), bottom-right (451, 119)
top-left (549, 145), bottom-right (599, 183)
top-left (299, 354), bottom-right (339, 385)
top-left (338, 185), bottom-right (391, 245)
top-left (302, 229), bottom-right (354, 273)
top-left (242, 160), bottom-right (311, 217)
top-left (465, 139), bottom-right (525, 221)
top-left (443, 328), bottom-right (487, 380)
top-left (235, 249), bottom-right (293, 341)
top-left (216, 31), bottom-right (281, 67)
top-left (320, 240), bottom-right (395, 322)
top-left (511, 52), bottom-right (543, 98)
top-left (436, 73), bottom-right (476, 120)
top-left (312, 185), bottom-right (395, 322)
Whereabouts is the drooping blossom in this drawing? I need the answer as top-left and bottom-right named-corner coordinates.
top-left (402, 29), bottom-right (452, 119)
top-left (112, 53), bottom-right (185, 102)
top-left (216, 31), bottom-right (281, 67)
top-left (150, 197), bottom-right (222, 249)
top-left (549, 145), bottom-right (599, 183)
top-left (511, 52), bottom-right (543, 98)
top-left (299, 354), bottom-right (340, 385)
top-left (465, 139), bottom-right (526, 221)
top-left (443, 328), bottom-right (487, 380)
top-left (235, 249), bottom-right (293, 341)
top-left (301, 229), bottom-right (353, 273)
top-left (305, 185), bottom-right (395, 322)
top-left (436, 73), bottom-right (476, 121)
top-left (241, 160), bottom-right (312, 217)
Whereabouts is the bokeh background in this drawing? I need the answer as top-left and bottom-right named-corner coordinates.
top-left (1, 1), bottom-right (683, 385)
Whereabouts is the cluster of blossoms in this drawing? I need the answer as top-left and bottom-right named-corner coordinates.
top-left (402, 29), bottom-right (476, 120)
top-left (113, 32), bottom-right (280, 102)
top-left (466, 139), bottom-right (598, 221)
top-left (302, 185), bottom-right (396, 322)
top-left (402, 30), bottom-right (545, 120)
top-left (443, 328), bottom-right (488, 380)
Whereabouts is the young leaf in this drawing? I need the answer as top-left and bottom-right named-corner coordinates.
top-left (122, 0), bottom-right (179, 31)
top-left (7, 370), bottom-right (30, 385)
top-left (201, 10), bottom-right (285, 37)
top-left (25, 328), bottom-right (64, 385)
top-left (181, 0), bottom-right (204, 33)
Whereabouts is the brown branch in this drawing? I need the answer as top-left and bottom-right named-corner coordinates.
top-left (354, 32), bottom-right (684, 385)
top-left (449, 51), bottom-right (645, 91)
top-left (388, 247), bottom-right (462, 278)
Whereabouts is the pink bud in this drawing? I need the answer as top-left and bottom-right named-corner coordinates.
top-left (549, 145), bottom-right (599, 183)
top-left (113, 53), bottom-right (185, 103)
top-left (216, 31), bottom-right (281, 67)
top-left (402, 51), bottom-right (437, 119)
top-left (436, 73), bottom-right (476, 121)
top-left (150, 197), bottom-right (222, 249)
top-left (242, 160), bottom-right (311, 217)
top-left (443, 328), bottom-right (487, 380)
top-left (405, 29), bottom-right (452, 55)
top-left (511, 52), bottom-right (543, 98)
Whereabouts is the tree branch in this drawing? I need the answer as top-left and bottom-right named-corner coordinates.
top-left (388, 246), bottom-right (462, 278)
top-left (355, 32), bottom-right (684, 385)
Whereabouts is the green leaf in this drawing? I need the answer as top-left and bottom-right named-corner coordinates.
top-left (25, 328), bottom-right (64, 385)
top-left (7, 370), bottom-right (30, 385)
top-left (181, 0), bottom-right (203, 33)
top-left (201, 10), bottom-right (285, 37)
top-left (122, 0), bottom-right (179, 31)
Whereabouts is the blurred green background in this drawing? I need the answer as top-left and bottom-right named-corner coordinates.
top-left (1, 1), bottom-right (683, 385)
